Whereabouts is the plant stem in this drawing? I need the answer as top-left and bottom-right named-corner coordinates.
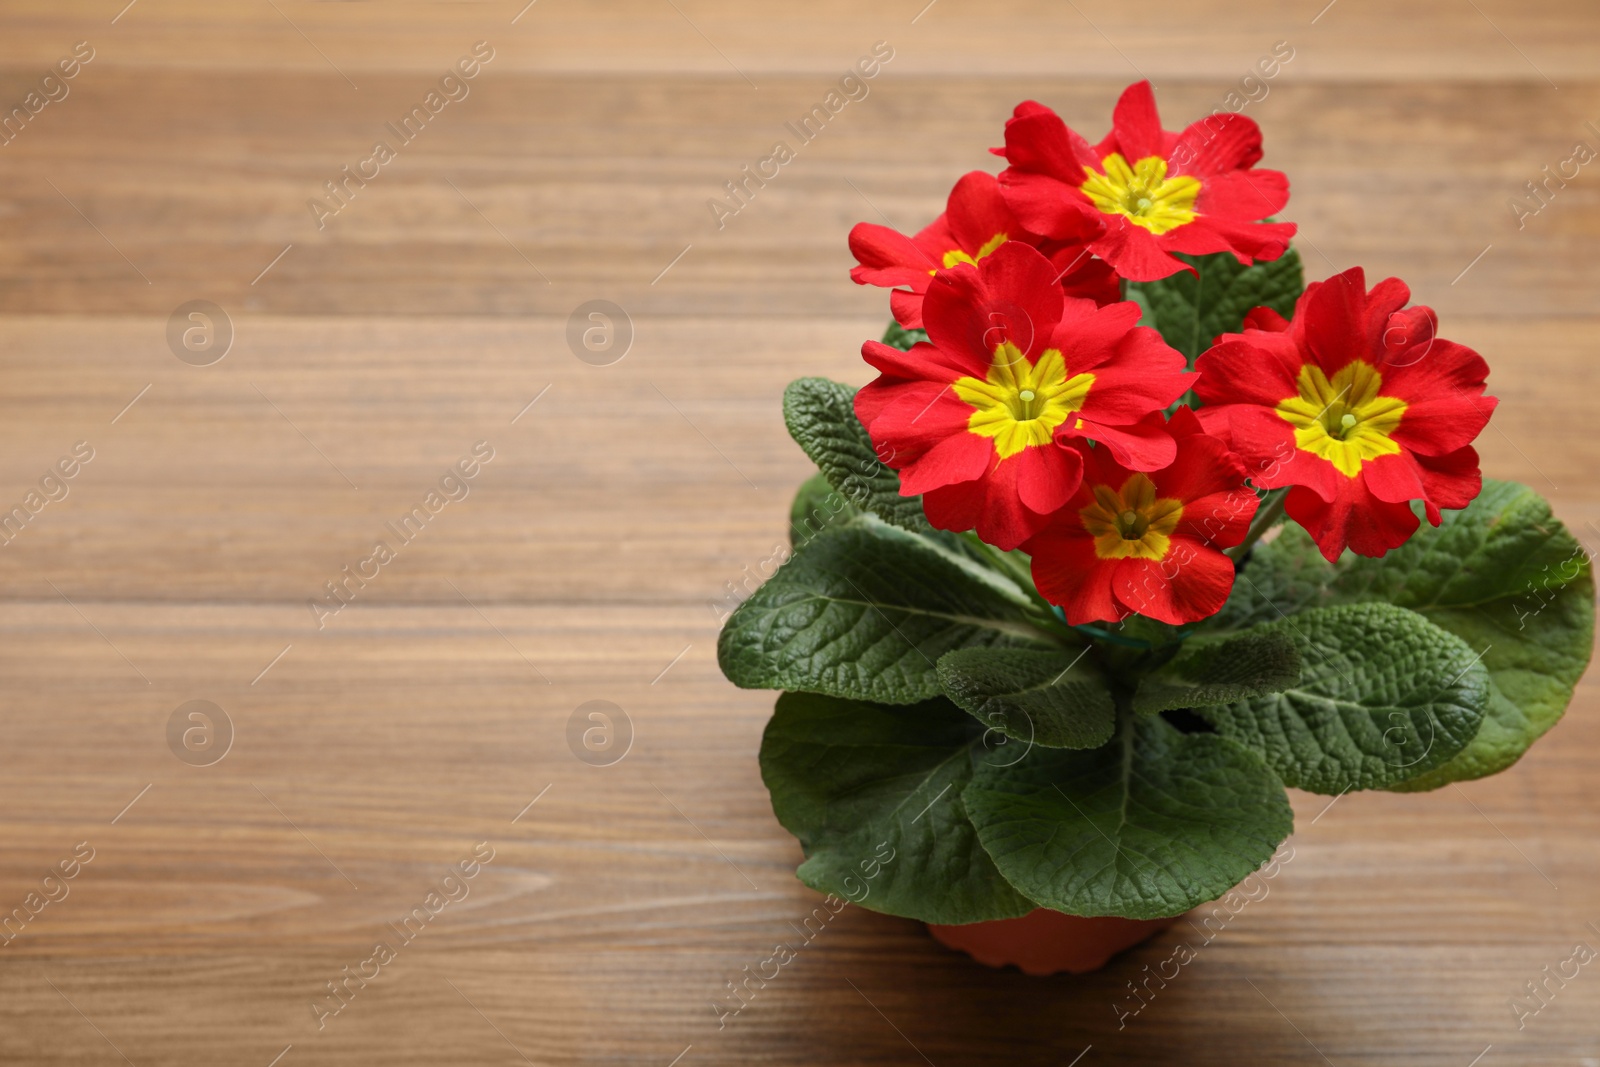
top-left (985, 541), bottom-right (1038, 593)
top-left (1024, 610), bottom-right (1083, 648)
top-left (964, 534), bottom-right (1047, 604)
top-left (959, 533), bottom-right (1083, 647)
top-left (1225, 487), bottom-right (1289, 563)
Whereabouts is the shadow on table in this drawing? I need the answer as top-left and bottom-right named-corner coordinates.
top-left (710, 904), bottom-right (1343, 1066)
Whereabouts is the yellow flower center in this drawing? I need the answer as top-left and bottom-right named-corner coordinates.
top-left (934, 232), bottom-right (1009, 274)
top-left (952, 342), bottom-right (1094, 459)
top-left (1275, 361), bottom-right (1409, 478)
top-left (1080, 153), bottom-right (1201, 235)
top-left (1080, 474), bottom-right (1185, 561)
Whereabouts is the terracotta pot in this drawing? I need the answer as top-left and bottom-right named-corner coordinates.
top-left (926, 908), bottom-right (1175, 976)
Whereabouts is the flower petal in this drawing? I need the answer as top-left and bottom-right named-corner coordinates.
top-left (1109, 80), bottom-right (1166, 162)
top-left (1195, 335), bottom-right (1302, 408)
top-left (1414, 445), bottom-right (1483, 520)
top-left (1194, 168), bottom-right (1290, 222)
top-left (890, 288), bottom-right (927, 329)
top-left (923, 458), bottom-right (1056, 550)
top-left (1172, 112), bottom-right (1265, 176)
top-left (944, 171), bottom-right (1023, 253)
top-left (897, 427), bottom-right (994, 496)
top-left (849, 222), bottom-right (938, 288)
top-left (1285, 481), bottom-right (1419, 561)
top-left (860, 338), bottom-right (973, 382)
top-left (923, 243), bottom-right (1065, 362)
top-left (999, 101), bottom-right (1099, 179)
top-left (1025, 527), bottom-right (1124, 625)
top-left (1012, 440), bottom-right (1086, 518)
top-left (1090, 217), bottom-right (1194, 281)
top-left (1114, 545), bottom-right (1235, 625)
top-left (1360, 451), bottom-right (1427, 506)
top-left (1068, 411), bottom-right (1178, 471)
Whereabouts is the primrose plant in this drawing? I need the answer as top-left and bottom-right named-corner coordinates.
top-left (717, 82), bottom-right (1594, 925)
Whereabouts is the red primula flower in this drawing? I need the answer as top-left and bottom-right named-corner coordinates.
top-left (1193, 266), bottom-right (1497, 561)
top-left (1024, 409), bottom-right (1260, 626)
top-left (848, 170), bottom-right (1120, 329)
top-left (995, 81), bottom-right (1296, 282)
top-left (854, 241), bottom-right (1190, 551)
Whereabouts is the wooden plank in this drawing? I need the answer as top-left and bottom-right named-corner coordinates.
top-left (2, 0), bottom-right (1596, 81)
top-left (0, 315), bottom-right (1594, 601)
top-left (0, 601), bottom-right (1594, 1064)
top-left (0, 71), bottom-right (1595, 316)
top-left (0, 1), bottom-right (1597, 1064)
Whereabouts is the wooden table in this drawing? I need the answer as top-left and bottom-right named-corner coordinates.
top-left (1, 2), bottom-right (1597, 1063)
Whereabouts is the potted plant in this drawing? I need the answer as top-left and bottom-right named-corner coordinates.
top-left (716, 81), bottom-right (1594, 975)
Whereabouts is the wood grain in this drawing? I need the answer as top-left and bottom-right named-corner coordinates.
top-left (0, 2), bottom-right (1596, 1065)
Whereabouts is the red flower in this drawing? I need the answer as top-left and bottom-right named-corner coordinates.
top-left (996, 81), bottom-right (1296, 282)
top-left (854, 242), bottom-right (1190, 550)
top-left (848, 170), bottom-right (1119, 329)
top-left (1024, 409), bottom-right (1260, 626)
top-left (1193, 266), bottom-right (1497, 561)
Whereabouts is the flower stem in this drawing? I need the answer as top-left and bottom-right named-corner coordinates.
top-left (973, 537), bottom-right (1037, 594)
top-left (960, 533), bottom-right (1083, 647)
top-left (1225, 487), bottom-right (1289, 563)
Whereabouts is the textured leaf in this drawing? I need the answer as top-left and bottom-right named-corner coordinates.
top-left (1322, 480), bottom-right (1595, 790)
top-left (783, 377), bottom-right (929, 532)
top-left (1390, 576), bottom-right (1592, 790)
top-left (962, 715), bottom-right (1293, 918)
top-left (1205, 528), bottom-right (1331, 635)
top-left (1127, 247), bottom-right (1304, 362)
top-left (789, 471), bottom-right (860, 547)
top-left (761, 691), bottom-right (1036, 924)
top-left (1322, 480), bottom-right (1589, 605)
top-left (1199, 602), bottom-right (1490, 793)
top-left (718, 518), bottom-right (1053, 704)
top-left (1134, 630), bottom-right (1302, 714)
top-left (936, 646), bottom-right (1116, 750)
top-left (1213, 481), bottom-right (1594, 788)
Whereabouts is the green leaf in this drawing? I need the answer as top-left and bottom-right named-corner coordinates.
top-left (786, 467), bottom-right (989, 563)
top-left (936, 646), bottom-right (1116, 750)
top-left (783, 377), bottom-right (929, 533)
top-left (1198, 602), bottom-right (1490, 794)
top-left (789, 471), bottom-right (860, 547)
top-left (1321, 479), bottom-right (1589, 608)
top-left (1218, 481), bottom-right (1595, 789)
top-left (1127, 247), bottom-right (1304, 362)
top-left (761, 691), bottom-right (1036, 924)
top-left (1133, 630), bottom-right (1302, 714)
top-left (717, 518), bottom-right (1054, 704)
top-left (1205, 531), bottom-right (1330, 634)
top-left (1319, 480), bottom-right (1595, 790)
top-left (880, 320), bottom-right (928, 351)
top-left (1390, 575), bottom-right (1591, 791)
top-left (962, 715), bottom-right (1293, 919)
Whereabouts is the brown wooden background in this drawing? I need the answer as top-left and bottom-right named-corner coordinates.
top-left (0, 1), bottom-right (1596, 1064)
